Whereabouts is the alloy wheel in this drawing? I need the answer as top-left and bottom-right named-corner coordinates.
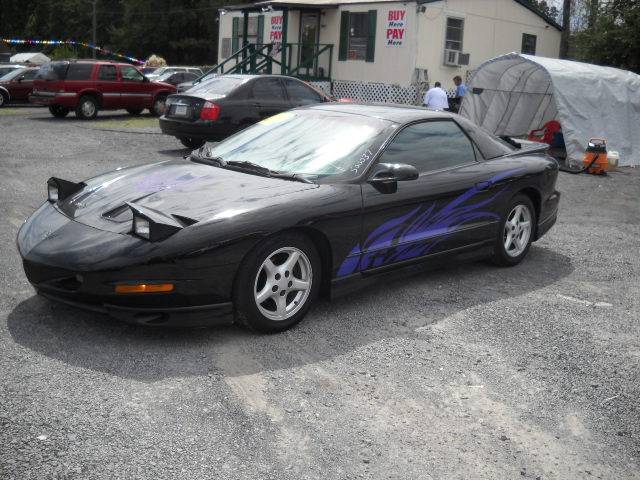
top-left (81, 100), bottom-right (96, 117)
top-left (253, 247), bottom-right (313, 321)
top-left (503, 204), bottom-right (532, 257)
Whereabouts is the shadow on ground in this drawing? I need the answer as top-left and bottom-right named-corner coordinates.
top-left (7, 246), bottom-right (573, 382)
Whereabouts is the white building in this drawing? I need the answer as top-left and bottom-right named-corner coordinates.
top-left (216, 0), bottom-right (562, 101)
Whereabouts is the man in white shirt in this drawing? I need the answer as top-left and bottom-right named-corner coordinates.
top-left (423, 82), bottom-right (450, 111)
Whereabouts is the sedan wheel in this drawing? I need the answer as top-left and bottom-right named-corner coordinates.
top-left (234, 233), bottom-right (320, 333)
top-left (492, 194), bottom-right (536, 266)
top-left (254, 247), bottom-right (313, 321)
top-left (0, 92), bottom-right (6, 108)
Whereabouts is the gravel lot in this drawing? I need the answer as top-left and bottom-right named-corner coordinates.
top-left (1, 107), bottom-right (639, 480)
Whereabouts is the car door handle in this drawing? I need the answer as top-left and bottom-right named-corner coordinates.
top-left (475, 180), bottom-right (493, 191)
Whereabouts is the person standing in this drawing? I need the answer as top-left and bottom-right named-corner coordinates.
top-left (452, 75), bottom-right (467, 112)
top-left (423, 82), bottom-right (449, 111)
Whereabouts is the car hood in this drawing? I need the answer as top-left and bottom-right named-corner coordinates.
top-left (56, 159), bottom-right (318, 234)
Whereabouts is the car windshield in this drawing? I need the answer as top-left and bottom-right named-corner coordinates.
top-left (0, 69), bottom-right (25, 81)
top-left (188, 76), bottom-right (246, 96)
top-left (157, 72), bottom-right (175, 81)
top-left (203, 110), bottom-right (390, 179)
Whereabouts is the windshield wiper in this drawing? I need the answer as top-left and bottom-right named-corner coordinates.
top-left (190, 153), bottom-right (227, 167)
top-left (227, 161), bottom-right (314, 184)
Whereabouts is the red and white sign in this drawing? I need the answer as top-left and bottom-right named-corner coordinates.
top-left (269, 15), bottom-right (283, 54)
top-left (386, 10), bottom-right (406, 47)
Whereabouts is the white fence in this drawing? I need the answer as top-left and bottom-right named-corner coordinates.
top-left (309, 80), bottom-right (456, 105)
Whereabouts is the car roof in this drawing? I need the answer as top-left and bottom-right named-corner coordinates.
top-left (303, 102), bottom-right (454, 124)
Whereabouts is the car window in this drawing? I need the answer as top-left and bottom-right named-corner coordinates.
top-left (36, 62), bottom-right (68, 80)
top-left (0, 69), bottom-right (24, 81)
top-left (121, 66), bottom-right (145, 82)
top-left (98, 65), bottom-right (117, 81)
top-left (379, 120), bottom-right (476, 174)
top-left (283, 79), bottom-right (322, 104)
top-left (183, 72), bottom-right (198, 81)
top-left (251, 78), bottom-right (285, 101)
top-left (20, 70), bottom-right (38, 80)
top-left (454, 116), bottom-right (513, 159)
top-left (65, 63), bottom-right (94, 81)
top-left (188, 76), bottom-right (246, 96)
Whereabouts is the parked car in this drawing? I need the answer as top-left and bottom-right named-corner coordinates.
top-left (155, 70), bottom-right (200, 86)
top-left (17, 104), bottom-right (560, 332)
top-left (0, 64), bottom-right (25, 78)
top-left (176, 70), bottom-right (219, 93)
top-left (0, 67), bottom-right (39, 107)
top-left (160, 74), bottom-right (331, 149)
top-left (141, 66), bottom-right (160, 75)
top-left (29, 60), bottom-right (176, 119)
top-left (146, 66), bottom-right (203, 80)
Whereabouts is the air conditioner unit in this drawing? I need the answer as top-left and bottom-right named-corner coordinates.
top-left (443, 49), bottom-right (470, 67)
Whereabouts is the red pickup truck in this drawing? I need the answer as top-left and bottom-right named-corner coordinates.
top-left (29, 60), bottom-right (176, 119)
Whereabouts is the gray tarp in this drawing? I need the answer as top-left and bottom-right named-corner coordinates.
top-left (460, 53), bottom-right (640, 166)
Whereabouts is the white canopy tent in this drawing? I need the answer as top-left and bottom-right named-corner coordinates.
top-left (460, 53), bottom-right (640, 166)
top-left (10, 52), bottom-right (50, 65)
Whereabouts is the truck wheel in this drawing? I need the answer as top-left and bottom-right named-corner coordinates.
top-left (49, 105), bottom-right (70, 118)
top-left (126, 108), bottom-right (144, 116)
top-left (179, 137), bottom-right (205, 149)
top-left (75, 95), bottom-right (98, 120)
top-left (150, 94), bottom-right (168, 117)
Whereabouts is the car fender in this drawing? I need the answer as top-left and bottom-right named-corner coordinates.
top-left (76, 88), bottom-right (103, 105)
top-left (0, 86), bottom-right (10, 101)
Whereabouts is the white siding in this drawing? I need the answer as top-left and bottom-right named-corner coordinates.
top-left (416, 0), bottom-right (561, 90)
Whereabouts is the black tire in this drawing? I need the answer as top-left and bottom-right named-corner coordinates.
top-left (0, 91), bottom-right (7, 108)
top-left (75, 95), bottom-right (98, 120)
top-left (492, 194), bottom-right (536, 266)
top-left (48, 105), bottom-right (70, 118)
top-left (149, 94), bottom-right (168, 117)
top-left (126, 107), bottom-right (144, 116)
top-left (233, 232), bottom-right (321, 333)
top-left (179, 137), bottom-right (206, 149)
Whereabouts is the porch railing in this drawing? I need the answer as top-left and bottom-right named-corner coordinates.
top-left (207, 42), bottom-right (333, 80)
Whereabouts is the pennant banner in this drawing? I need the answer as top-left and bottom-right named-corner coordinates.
top-left (1, 38), bottom-right (144, 64)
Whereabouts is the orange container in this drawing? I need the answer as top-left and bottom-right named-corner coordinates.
top-left (583, 138), bottom-right (608, 174)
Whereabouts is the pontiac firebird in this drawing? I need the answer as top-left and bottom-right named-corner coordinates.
top-left (17, 104), bottom-right (560, 333)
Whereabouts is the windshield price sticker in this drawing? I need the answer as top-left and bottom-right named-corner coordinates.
top-left (351, 149), bottom-right (373, 174)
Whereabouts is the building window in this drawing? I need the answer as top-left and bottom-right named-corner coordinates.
top-left (338, 10), bottom-right (377, 62)
top-left (347, 13), bottom-right (369, 60)
top-left (445, 17), bottom-right (464, 52)
top-left (522, 33), bottom-right (537, 55)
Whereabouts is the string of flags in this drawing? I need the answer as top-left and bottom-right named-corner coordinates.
top-left (1, 38), bottom-right (144, 64)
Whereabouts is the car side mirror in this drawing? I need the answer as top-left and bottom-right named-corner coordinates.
top-left (368, 163), bottom-right (419, 193)
top-left (16, 77), bottom-right (23, 83)
top-left (143, 76), bottom-right (149, 82)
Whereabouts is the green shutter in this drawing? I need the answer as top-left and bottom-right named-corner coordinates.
top-left (338, 11), bottom-right (350, 61)
top-left (257, 15), bottom-right (265, 44)
top-left (232, 17), bottom-right (239, 52)
top-left (366, 10), bottom-right (376, 63)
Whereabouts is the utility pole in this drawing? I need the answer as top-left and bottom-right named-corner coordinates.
top-left (560, 0), bottom-right (571, 58)
top-left (91, 0), bottom-right (97, 58)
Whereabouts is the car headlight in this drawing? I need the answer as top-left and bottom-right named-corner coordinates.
top-left (128, 203), bottom-right (196, 242)
top-left (47, 177), bottom-right (84, 203)
top-left (133, 216), bottom-right (151, 239)
top-left (47, 182), bottom-right (59, 202)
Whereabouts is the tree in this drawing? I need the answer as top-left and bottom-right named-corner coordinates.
top-left (560, 0), bottom-right (572, 58)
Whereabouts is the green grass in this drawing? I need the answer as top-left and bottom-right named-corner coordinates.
top-left (88, 116), bottom-right (160, 129)
top-left (0, 108), bottom-right (27, 115)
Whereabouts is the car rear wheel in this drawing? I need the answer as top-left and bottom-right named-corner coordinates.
top-left (48, 105), bottom-right (70, 118)
top-left (149, 94), bottom-right (168, 117)
top-left (0, 92), bottom-right (7, 108)
top-left (75, 95), bottom-right (98, 120)
top-left (179, 137), bottom-right (205, 150)
top-left (492, 194), bottom-right (536, 266)
top-left (234, 233), bottom-right (320, 333)
top-left (126, 108), bottom-right (143, 116)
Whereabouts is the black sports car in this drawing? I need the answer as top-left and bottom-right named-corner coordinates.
top-left (17, 104), bottom-right (560, 333)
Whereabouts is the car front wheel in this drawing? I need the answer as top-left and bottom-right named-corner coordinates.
top-left (49, 105), bottom-right (70, 118)
top-left (75, 95), bottom-right (98, 120)
top-left (492, 194), bottom-right (536, 266)
top-left (179, 137), bottom-right (205, 150)
top-left (0, 92), bottom-right (7, 108)
top-left (234, 233), bottom-right (320, 333)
